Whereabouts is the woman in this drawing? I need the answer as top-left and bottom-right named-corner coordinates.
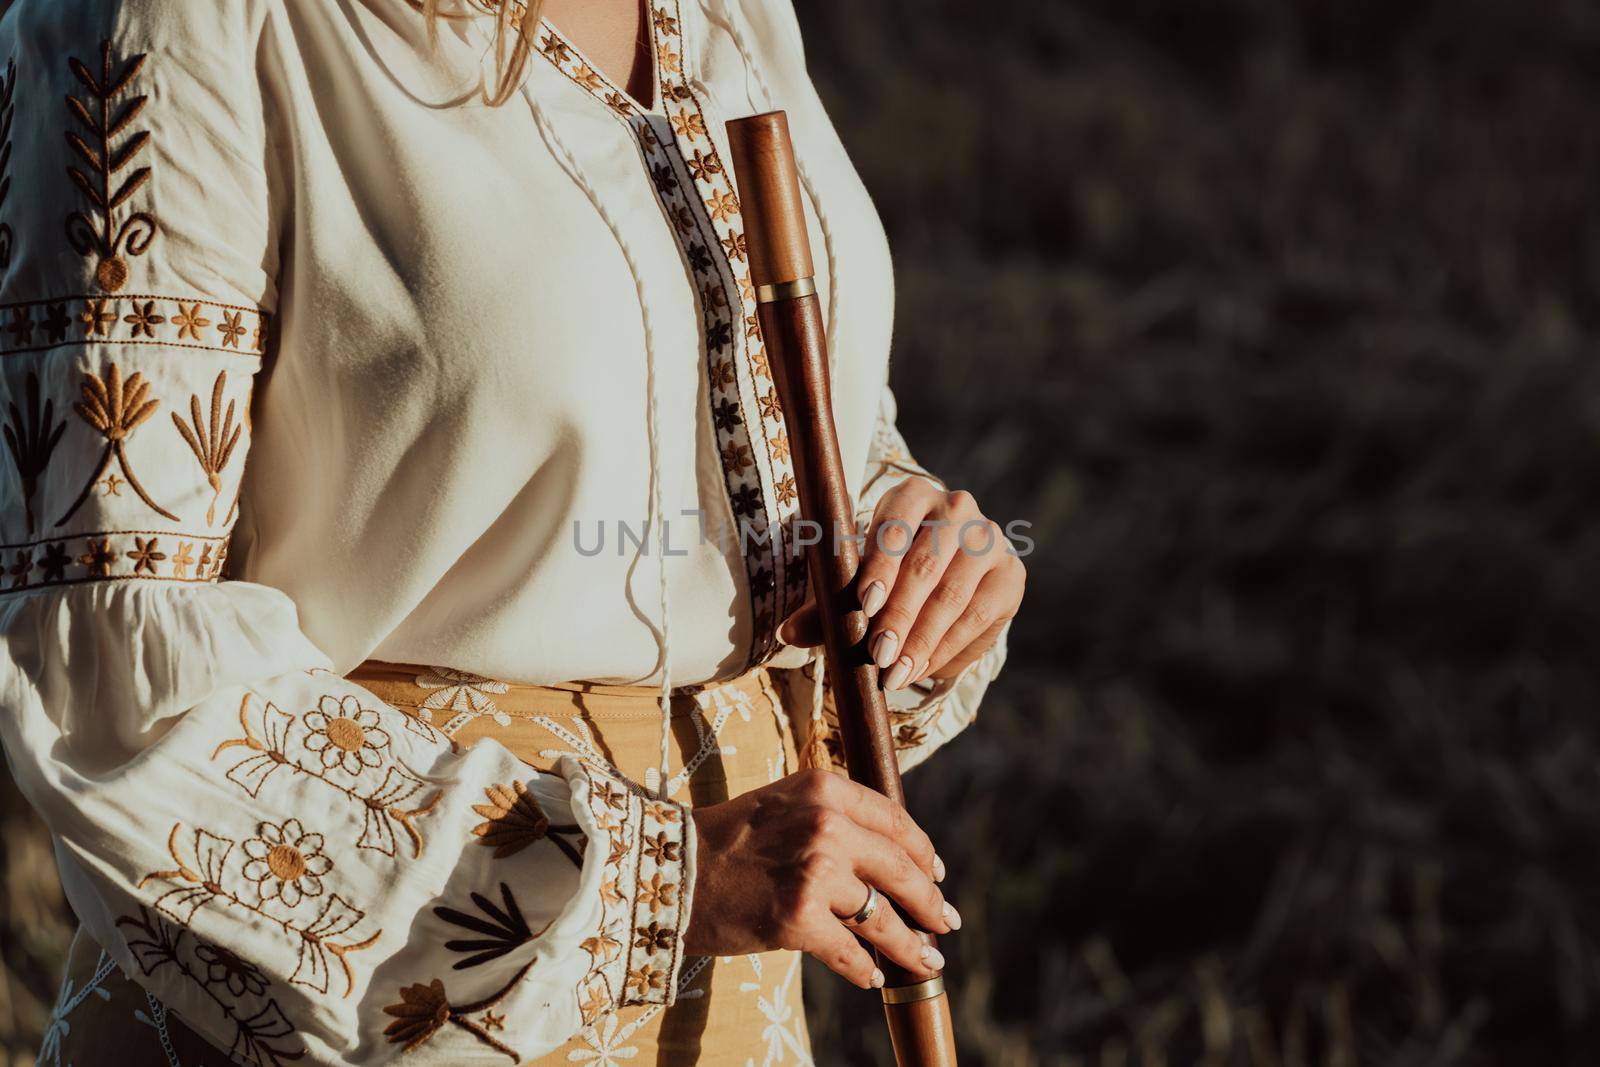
top-left (0, 0), bottom-right (1023, 1062)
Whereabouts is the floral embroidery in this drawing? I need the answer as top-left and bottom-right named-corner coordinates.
top-left (470, 779), bottom-right (586, 865)
top-left (240, 819), bottom-right (333, 908)
top-left (574, 763), bottom-right (692, 1013)
top-left (414, 666), bottom-right (513, 731)
top-left (122, 299), bottom-right (165, 337)
top-left (213, 692), bottom-right (442, 858)
top-left (433, 881), bottom-right (553, 970)
top-left (0, 528), bottom-right (227, 590)
top-left (57, 361), bottom-right (176, 524)
top-left (173, 368), bottom-right (246, 525)
top-left (140, 824), bottom-right (381, 996)
top-left (195, 942), bottom-right (271, 999)
top-left (382, 965), bottom-right (530, 1063)
top-left (3, 371), bottom-right (67, 534)
top-left (302, 694), bottom-right (391, 774)
top-left (116, 908), bottom-right (307, 1066)
top-left (64, 42), bottom-right (156, 293)
top-left (0, 294), bottom-right (270, 356)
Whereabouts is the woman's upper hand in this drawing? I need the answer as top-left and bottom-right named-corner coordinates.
top-left (685, 768), bottom-right (958, 989)
top-left (780, 479), bottom-right (1025, 688)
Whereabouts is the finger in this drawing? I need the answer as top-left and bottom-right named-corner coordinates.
top-left (832, 877), bottom-right (944, 978)
top-left (846, 826), bottom-right (950, 935)
top-left (813, 772), bottom-right (938, 879)
top-left (778, 601), bottom-right (822, 647)
top-left (917, 550), bottom-right (1023, 681)
top-left (855, 479), bottom-right (942, 619)
top-left (806, 923), bottom-right (882, 989)
top-left (869, 492), bottom-right (980, 687)
top-left (893, 541), bottom-right (993, 687)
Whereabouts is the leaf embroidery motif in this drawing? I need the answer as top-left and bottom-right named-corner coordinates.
top-left (172, 369), bottom-right (245, 525)
top-left (56, 362), bottom-right (177, 525)
top-left (0, 58), bottom-right (16, 273)
top-left (63, 41), bottom-right (156, 292)
top-left (3, 371), bottom-right (68, 534)
top-left (433, 881), bottom-right (554, 970)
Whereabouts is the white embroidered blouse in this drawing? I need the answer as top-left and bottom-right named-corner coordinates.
top-left (0, 0), bottom-right (1009, 1062)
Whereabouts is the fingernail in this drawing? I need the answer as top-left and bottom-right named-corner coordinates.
top-left (943, 901), bottom-right (962, 930)
top-left (870, 968), bottom-right (885, 989)
top-left (885, 656), bottom-right (913, 690)
top-left (872, 630), bottom-right (899, 669)
top-left (861, 580), bottom-right (887, 617)
top-left (921, 945), bottom-right (945, 972)
top-left (932, 854), bottom-right (946, 882)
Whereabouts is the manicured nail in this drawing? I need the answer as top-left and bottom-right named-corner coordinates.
top-left (861, 580), bottom-right (887, 617)
top-left (921, 945), bottom-right (946, 972)
top-left (943, 901), bottom-right (962, 930)
top-left (872, 630), bottom-right (899, 669)
top-left (870, 968), bottom-right (885, 988)
top-left (932, 854), bottom-right (946, 882)
top-left (885, 656), bottom-right (913, 690)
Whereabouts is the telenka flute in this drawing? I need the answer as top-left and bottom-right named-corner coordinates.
top-left (726, 110), bottom-right (961, 1067)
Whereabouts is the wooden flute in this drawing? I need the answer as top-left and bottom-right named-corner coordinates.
top-left (726, 111), bottom-right (959, 1067)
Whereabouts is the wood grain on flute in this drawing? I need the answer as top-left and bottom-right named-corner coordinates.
top-left (726, 109), bottom-right (961, 1067)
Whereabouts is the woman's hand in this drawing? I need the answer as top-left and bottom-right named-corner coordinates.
top-left (685, 768), bottom-right (958, 989)
top-left (781, 479), bottom-right (1025, 688)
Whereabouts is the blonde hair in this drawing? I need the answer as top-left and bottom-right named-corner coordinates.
top-left (409, 0), bottom-right (547, 106)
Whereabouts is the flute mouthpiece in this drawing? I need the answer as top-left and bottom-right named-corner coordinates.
top-left (725, 110), bottom-right (817, 292)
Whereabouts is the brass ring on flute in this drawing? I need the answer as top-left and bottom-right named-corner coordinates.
top-left (839, 884), bottom-right (879, 928)
top-left (881, 976), bottom-right (947, 1004)
top-left (754, 276), bottom-right (818, 303)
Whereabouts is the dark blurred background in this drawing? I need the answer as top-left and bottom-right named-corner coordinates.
top-left (8, 0), bottom-right (1600, 1063)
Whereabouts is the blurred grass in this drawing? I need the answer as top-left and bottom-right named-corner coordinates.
top-left (8, 0), bottom-right (1600, 1064)
top-left (792, 0), bottom-right (1600, 1064)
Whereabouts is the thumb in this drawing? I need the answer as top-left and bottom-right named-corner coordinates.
top-left (779, 601), bottom-right (824, 647)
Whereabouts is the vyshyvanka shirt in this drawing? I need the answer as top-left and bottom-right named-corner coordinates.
top-left (0, 0), bottom-right (1010, 1062)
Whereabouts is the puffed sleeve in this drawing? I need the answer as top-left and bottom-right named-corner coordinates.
top-left (794, 385), bottom-right (1011, 775)
top-left (0, 4), bottom-right (693, 1064)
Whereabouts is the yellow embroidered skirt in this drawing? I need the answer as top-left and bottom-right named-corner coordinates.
top-left (42, 661), bottom-right (814, 1066)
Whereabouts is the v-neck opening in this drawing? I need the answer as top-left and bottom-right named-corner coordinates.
top-left (537, 9), bottom-right (663, 115)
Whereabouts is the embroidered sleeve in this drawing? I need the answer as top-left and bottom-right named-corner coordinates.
top-left (0, 5), bottom-right (691, 1062)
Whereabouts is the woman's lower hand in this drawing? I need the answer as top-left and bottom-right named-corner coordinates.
top-left (780, 479), bottom-right (1025, 688)
top-left (684, 768), bottom-right (956, 989)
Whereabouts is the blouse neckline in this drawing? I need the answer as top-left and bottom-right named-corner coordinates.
top-left (535, 13), bottom-right (664, 115)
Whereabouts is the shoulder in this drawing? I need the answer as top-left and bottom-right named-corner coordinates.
top-left (1, 0), bottom-right (271, 74)
top-left (722, 0), bottom-right (809, 66)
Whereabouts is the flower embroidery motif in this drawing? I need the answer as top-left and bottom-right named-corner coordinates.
top-left (382, 964), bottom-right (530, 1063)
top-left (193, 943), bottom-right (270, 1000)
top-left (241, 819), bottom-right (332, 908)
top-left (214, 692), bottom-right (441, 858)
top-left (139, 824), bottom-right (379, 996)
top-left (415, 666), bottom-right (513, 730)
top-left (470, 779), bottom-right (588, 864)
top-left (116, 908), bottom-right (308, 1066)
top-left (302, 694), bottom-right (391, 775)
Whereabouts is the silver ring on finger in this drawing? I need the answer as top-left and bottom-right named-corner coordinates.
top-left (839, 884), bottom-right (879, 928)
